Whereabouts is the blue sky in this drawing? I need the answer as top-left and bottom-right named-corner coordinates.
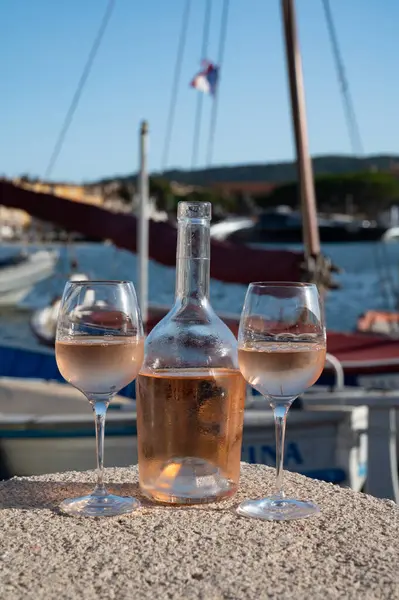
top-left (1, 0), bottom-right (398, 182)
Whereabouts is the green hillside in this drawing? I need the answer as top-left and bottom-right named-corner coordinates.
top-left (95, 154), bottom-right (399, 187)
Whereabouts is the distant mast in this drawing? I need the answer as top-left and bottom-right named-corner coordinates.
top-left (137, 120), bottom-right (149, 327)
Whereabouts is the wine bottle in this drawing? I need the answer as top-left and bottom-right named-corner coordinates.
top-left (136, 201), bottom-right (246, 504)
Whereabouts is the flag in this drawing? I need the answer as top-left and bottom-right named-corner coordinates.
top-left (190, 60), bottom-right (219, 96)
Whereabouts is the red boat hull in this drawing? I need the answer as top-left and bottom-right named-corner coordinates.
top-left (0, 181), bottom-right (305, 286)
top-left (32, 302), bottom-right (399, 379)
top-left (147, 307), bottom-right (399, 377)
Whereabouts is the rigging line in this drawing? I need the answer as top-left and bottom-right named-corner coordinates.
top-left (161, 0), bottom-right (192, 173)
top-left (206, 0), bottom-right (230, 167)
top-left (44, 0), bottom-right (116, 180)
top-left (322, 0), bottom-right (364, 156)
top-left (191, 0), bottom-right (212, 169)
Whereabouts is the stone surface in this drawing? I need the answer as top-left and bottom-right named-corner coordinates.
top-left (0, 463), bottom-right (398, 600)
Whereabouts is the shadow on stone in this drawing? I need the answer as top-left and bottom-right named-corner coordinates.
top-left (0, 480), bottom-right (147, 511)
top-left (0, 478), bottom-right (238, 513)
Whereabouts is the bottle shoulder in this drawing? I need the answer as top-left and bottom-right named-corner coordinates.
top-left (144, 303), bottom-right (239, 370)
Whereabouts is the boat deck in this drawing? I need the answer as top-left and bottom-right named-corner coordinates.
top-left (0, 377), bottom-right (132, 417)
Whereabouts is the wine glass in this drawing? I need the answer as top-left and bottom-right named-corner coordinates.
top-left (237, 282), bottom-right (326, 521)
top-left (55, 280), bottom-right (144, 517)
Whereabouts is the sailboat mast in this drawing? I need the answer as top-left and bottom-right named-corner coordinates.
top-left (280, 0), bottom-right (320, 259)
top-left (137, 120), bottom-right (149, 327)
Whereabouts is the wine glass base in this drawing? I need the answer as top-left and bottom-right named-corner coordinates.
top-left (237, 496), bottom-right (320, 521)
top-left (60, 493), bottom-right (141, 518)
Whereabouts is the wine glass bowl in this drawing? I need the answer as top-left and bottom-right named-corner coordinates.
top-left (237, 282), bottom-right (326, 521)
top-left (55, 280), bottom-right (144, 517)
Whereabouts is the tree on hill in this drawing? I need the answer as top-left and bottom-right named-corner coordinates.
top-left (149, 177), bottom-right (176, 212)
top-left (255, 172), bottom-right (399, 216)
top-left (157, 155), bottom-right (399, 186)
top-left (148, 177), bottom-right (238, 217)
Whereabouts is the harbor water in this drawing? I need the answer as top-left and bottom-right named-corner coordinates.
top-left (0, 240), bottom-right (399, 350)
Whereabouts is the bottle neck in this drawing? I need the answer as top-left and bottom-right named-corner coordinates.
top-left (175, 217), bottom-right (210, 302)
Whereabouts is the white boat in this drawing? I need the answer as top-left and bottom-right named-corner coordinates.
top-left (0, 249), bottom-right (58, 307)
top-left (381, 227), bottom-right (399, 242)
top-left (0, 377), bottom-right (134, 478)
top-left (0, 376), bottom-right (367, 494)
top-left (30, 272), bottom-right (91, 345)
top-left (210, 217), bottom-right (255, 241)
top-left (0, 224), bottom-right (16, 241)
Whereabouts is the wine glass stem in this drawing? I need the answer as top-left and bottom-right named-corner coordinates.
top-left (272, 403), bottom-right (290, 499)
top-left (90, 398), bottom-right (110, 496)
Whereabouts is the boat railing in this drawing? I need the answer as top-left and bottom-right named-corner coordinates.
top-left (325, 352), bottom-right (345, 392)
top-left (302, 388), bottom-right (399, 504)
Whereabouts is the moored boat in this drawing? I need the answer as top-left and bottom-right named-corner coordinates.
top-left (0, 376), bottom-right (367, 492)
top-left (222, 209), bottom-right (388, 245)
top-left (30, 300), bottom-right (399, 390)
top-left (0, 181), bottom-right (308, 287)
top-left (0, 249), bottom-right (58, 307)
top-left (357, 310), bottom-right (399, 338)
